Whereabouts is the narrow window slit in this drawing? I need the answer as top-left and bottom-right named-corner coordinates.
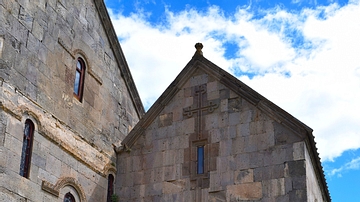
top-left (197, 146), bottom-right (204, 174)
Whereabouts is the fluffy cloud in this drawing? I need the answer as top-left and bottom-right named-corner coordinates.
top-left (328, 156), bottom-right (360, 177)
top-left (107, 0), bottom-right (360, 161)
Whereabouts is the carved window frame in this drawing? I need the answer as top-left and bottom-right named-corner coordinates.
top-left (191, 139), bottom-right (209, 179)
top-left (64, 192), bottom-right (76, 202)
top-left (20, 119), bottom-right (35, 178)
top-left (73, 57), bottom-right (86, 101)
top-left (107, 174), bottom-right (115, 202)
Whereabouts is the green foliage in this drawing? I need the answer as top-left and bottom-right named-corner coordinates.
top-left (111, 194), bottom-right (119, 202)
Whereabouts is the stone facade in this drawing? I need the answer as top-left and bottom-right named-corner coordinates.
top-left (0, 0), bottom-right (143, 201)
top-left (0, 0), bottom-right (330, 201)
top-left (117, 50), bottom-right (330, 201)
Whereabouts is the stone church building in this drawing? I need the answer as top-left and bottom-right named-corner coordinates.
top-left (0, 0), bottom-right (330, 202)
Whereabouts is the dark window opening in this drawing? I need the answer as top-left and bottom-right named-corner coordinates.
top-left (64, 192), bottom-right (76, 202)
top-left (74, 58), bottom-right (85, 101)
top-left (197, 146), bottom-right (204, 174)
top-left (20, 119), bottom-right (34, 178)
top-left (107, 174), bottom-right (114, 202)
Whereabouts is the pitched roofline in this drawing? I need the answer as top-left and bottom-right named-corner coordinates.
top-left (119, 51), bottom-right (330, 201)
top-left (94, 1), bottom-right (145, 118)
top-left (305, 131), bottom-right (331, 201)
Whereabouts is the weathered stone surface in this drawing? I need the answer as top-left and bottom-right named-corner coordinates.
top-left (0, 0), bottom-right (143, 201)
top-left (227, 182), bottom-right (262, 200)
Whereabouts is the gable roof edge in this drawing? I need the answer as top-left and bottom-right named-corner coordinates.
top-left (198, 56), bottom-right (313, 137)
top-left (197, 56), bottom-right (330, 201)
top-left (120, 57), bottom-right (201, 149)
top-left (94, 1), bottom-right (145, 118)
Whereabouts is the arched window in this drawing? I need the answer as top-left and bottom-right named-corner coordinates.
top-left (107, 174), bottom-right (114, 202)
top-left (74, 58), bottom-right (85, 101)
top-left (64, 192), bottom-right (76, 202)
top-left (20, 119), bottom-right (35, 178)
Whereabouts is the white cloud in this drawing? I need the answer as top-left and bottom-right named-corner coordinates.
top-left (328, 156), bottom-right (360, 177)
top-left (107, 0), bottom-right (360, 161)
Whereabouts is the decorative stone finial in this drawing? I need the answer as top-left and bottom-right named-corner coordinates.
top-left (194, 43), bottom-right (203, 56)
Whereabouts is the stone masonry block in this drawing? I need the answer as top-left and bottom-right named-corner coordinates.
top-left (45, 154), bottom-right (61, 178)
top-left (240, 109), bottom-right (254, 124)
top-left (237, 123), bottom-right (250, 137)
top-left (4, 134), bottom-right (22, 157)
top-left (229, 112), bottom-right (240, 126)
top-left (253, 164), bottom-right (285, 182)
top-left (234, 152), bottom-right (250, 170)
top-left (289, 189), bottom-right (307, 202)
top-left (274, 121), bottom-right (302, 145)
top-left (220, 98), bottom-right (228, 112)
top-left (291, 176), bottom-right (306, 190)
top-left (163, 150), bottom-right (176, 166)
top-left (287, 160), bottom-right (306, 177)
top-left (5, 117), bottom-right (23, 141)
top-left (218, 111), bottom-right (229, 128)
top-left (190, 73), bottom-right (208, 87)
top-left (31, 20), bottom-right (44, 41)
top-left (0, 147), bottom-right (7, 168)
top-left (293, 142), bottom-right (305, 160)
top-left (163, 165), bottom-right (176, 181)
top-left (235, 169), bottom-right (254, 184)
top-left (231, 136), bottom-right (244, 155)
top-left (249, 152), bottom-right (264, 169)
top-left (262, 178), bottom-right (285, 198)
top-left (133, 171), bottom-right (144, 185)
top-left (18, 6), bottom-right (33, 30)
top-left (31, 152), bottom-right (46, 170)
top-left (159, 112), bottom-right (173, 127)
top-left (228, 97), bottom-right (241, 113)
top-left (226, 182), bottom-right (262, 201)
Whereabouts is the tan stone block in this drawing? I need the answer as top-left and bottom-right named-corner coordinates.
top-left (235, 169), bottom-right (254, 184)
top-left (227, 182), bottom-right (262, 200)
top-left (163, 165), bottom-right (176, 181)
top-left (231, 136), bottom-right (244, 155)
top-left (262, 178), bottom-right (285, 197)
top-left (38, 167), bottom-right (57, 185)
top-left (240, 110), bottom-right (254, 124)
top-left (218, 111), bottom-right (229, 128)
top-left (190, 74), bottom-right (208, 86)
top-left (183, 117), bottom-right (194, 134)
top-left (173, 107), bottom-right (183, 122)
top-left (229, 111), bottom-right (240, 126)
top-left (0, 148), bottom-right (7, 168)
top-left (159, 113), bottom-right (173, 127)
top-left (163, 180), bottom-right (184, 194)
top-left (0, 36), bottom-right (4, 58)
top-left (133, 171), bottom-right (144, 185)
top-left (163, 150), bottom-right (175, 166)
top-left (205, 113), bottom-right (219, 131)
top-left (45, 154), bottom-right (61, 178)
top-left (293, 142), bottom-right (305, 160)
top-left (207, 81), bottom-right (218, 93)
top-left (5, 118), bottom-right (23, 141)
top-left (4, 134), bottom-right (22, 156)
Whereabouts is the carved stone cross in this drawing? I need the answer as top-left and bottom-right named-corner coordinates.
top-left (183, 84), bottom-right (219, 140)
top-left (182, 84), bottom-right (220, 201)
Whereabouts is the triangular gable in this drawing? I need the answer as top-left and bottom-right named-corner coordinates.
top-left (122, 46), bottom-right (313, 148)
top-left (94, 1), bottom-right (145, 118)
top-left (120, 43), bottom-right (330, 201)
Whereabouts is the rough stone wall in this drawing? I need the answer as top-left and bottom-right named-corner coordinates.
top-left (0, 106), bottom-right (108, 202)
top-left (117, 69), bottom-right (313, 201)
top-left (0, 0), bottom-right (139, 153)
top-left (306, 145), bottom-right (324, 201)
top-left (0, 0), bottom-right (140, 201)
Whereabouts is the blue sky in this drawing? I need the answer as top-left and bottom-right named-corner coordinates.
top-left (104, 0), bottom-right (360, 201)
